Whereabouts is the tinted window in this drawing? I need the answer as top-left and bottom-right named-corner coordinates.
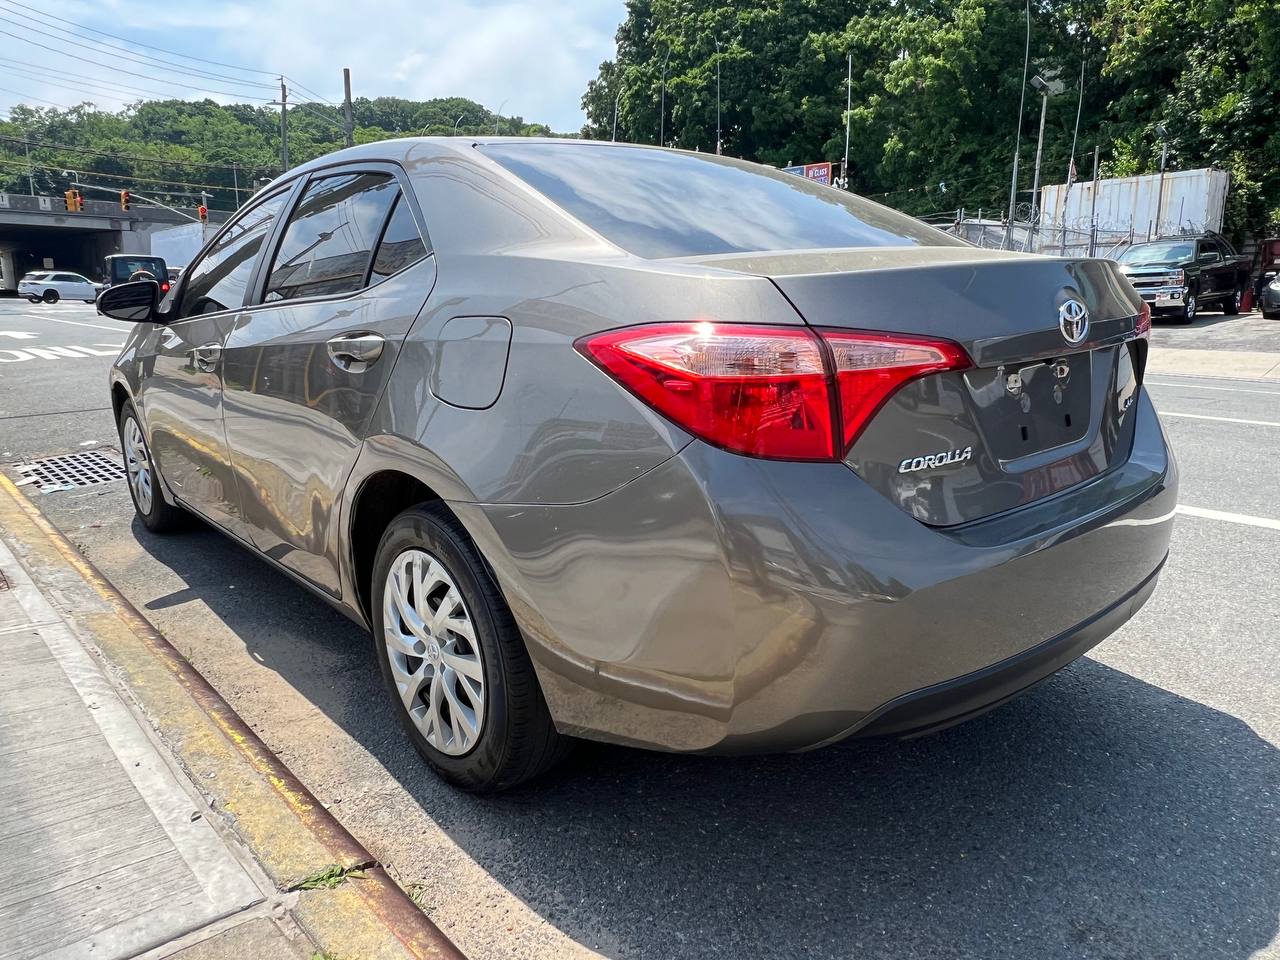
top-left (110, 256), bottom-right (167, 283)
top-left (370, 194), bottom-right (428, 282)
top-left (480, 142), bottom-right (959, 259)
top-left (264, 173), bottom-right (398, 303)
top-left (1118, 242), bottom-right (1194, 264)
top-left (178, 194), bottom-right (285, 318)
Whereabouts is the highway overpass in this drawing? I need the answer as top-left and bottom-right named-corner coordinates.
top-left (0, 193), bottom-right (230, 292)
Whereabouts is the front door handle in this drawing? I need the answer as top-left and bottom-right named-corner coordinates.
top-left (327, 333), bottom-right (385, 371)
top-left (191, 343), bottom-right (221, 372)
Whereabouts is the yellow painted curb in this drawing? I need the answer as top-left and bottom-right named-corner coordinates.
top-left (0, 472), bottom-right (465, 960)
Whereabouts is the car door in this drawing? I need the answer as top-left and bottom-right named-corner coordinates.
top-left (1195, 239), bottom-right (1224, 300)
top-left (137, 188), bottom-right (292, 537)
top-left (219, 164), bottom-right (434, 595)
top-left (65, 274), bottom-right (95, 300)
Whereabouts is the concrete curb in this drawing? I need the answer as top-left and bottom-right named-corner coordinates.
top-left (0, 472), bottom-right (466, 960)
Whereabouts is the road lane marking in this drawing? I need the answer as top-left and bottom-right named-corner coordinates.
top-left (1160, 411), bottom-right (1280, 428)
top-left (0, 331), bottom-right (38, 339)
top-left (1147, 379), bottom-right (1280, 396)
top-left (13, 313), bottom-right (126, 332)
top-left (1176, 505), bottom-right (1280, 531)
top-left (0, 343), bottom-right (123, 362)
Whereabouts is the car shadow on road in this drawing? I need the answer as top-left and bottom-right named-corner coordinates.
top-left (134, 518), bottom-right (1279, 960)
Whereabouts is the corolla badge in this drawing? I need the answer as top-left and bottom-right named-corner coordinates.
top-left (1058, 299), bottom-right (1090, 345)
top-left (898, 446), bottom-right (973, 474)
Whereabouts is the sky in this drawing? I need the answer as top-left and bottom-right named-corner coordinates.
top-left (0, 0), bottom-right (626, 131)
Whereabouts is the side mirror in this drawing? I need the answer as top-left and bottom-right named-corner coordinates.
top-left (97, 279), bottom-right (161, 323)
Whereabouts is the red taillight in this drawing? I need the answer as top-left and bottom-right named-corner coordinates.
top-left (576, 322), bottom-right (969, 461)
top-left (161, 281), bottom-right (170, 294)
top-left (1135, 302), bottom-right (1151, 339)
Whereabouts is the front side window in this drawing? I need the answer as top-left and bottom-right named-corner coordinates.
top-left (178, 193), bottom-right (286, 319)
top-left (263, 172), bottom-right (399, 303)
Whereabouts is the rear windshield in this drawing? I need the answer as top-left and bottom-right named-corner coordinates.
top-left (108, 256), bottom-right (167, 281)
top-left (480, 142), bottom-right (960, 259)
top-left (21, 272), bottom-right (48, 281)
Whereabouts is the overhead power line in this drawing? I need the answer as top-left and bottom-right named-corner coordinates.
top-left (284, 76), bottom-right (340, 108)
top-left (0, 28), bottom-right (276, 101)
top-left (0, 55), bottom-right (186, 103)
top-left (0, 135), bottom-right (273, 173)
top-left (0, 154), bottom-right (239, 193)
top-left (0, 0), bottom-right (276, 89)
top-left (0, 0), bottom-right (280, 77)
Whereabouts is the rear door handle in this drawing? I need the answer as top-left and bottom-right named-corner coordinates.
top-left (191, 343), bottom-right (221, 372)
top-left (327, 333), bottom-right (385, 371)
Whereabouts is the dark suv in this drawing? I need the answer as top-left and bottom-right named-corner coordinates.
top-left (1116, 232), bottom-right (1250, 323)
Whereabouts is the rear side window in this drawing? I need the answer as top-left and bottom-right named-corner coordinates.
top-left (479, 142), bottom-right (960, 259)
top-left (264, 172), bottom-right (398, 303)
top-left (370, 194), bottom-right (428, 282)
top-left (179, 193), bottom-right (286, 318)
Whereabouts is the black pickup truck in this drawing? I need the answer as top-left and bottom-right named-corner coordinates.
top-left (1115, 232), bottom-right (1251, 323)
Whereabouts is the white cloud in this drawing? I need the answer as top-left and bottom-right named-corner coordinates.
top-left (0, 0), bottom-right (624, 131)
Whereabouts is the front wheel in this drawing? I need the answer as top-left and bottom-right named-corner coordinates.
top-left (371, 502), bottom-right (569, 792)
top-left (41, 289), bottom-right (59, 304)
top-left (1178, 292), bottom-right (1197, 324)
top-left (118, 402), bottom-right (185, 533)
top-left (26, 296), bottom-right (38, 303)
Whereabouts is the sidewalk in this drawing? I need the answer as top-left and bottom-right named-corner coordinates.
top-left (0, 475), bottom-right (464, 960)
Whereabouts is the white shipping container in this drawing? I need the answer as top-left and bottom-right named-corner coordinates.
top-left (1040, 167), bottom-right (1229, 238)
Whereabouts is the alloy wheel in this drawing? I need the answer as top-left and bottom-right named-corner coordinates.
top-left (382, 548), bottom-right (486, 756)
top-left (122, 416), bottom-right (153, 514)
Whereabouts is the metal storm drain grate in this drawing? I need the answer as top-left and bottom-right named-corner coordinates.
top-left (14, 450), bottom-right (126, 490)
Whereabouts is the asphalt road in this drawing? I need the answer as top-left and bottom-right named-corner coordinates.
top-left (3, 298), bottom-right (1278, 960)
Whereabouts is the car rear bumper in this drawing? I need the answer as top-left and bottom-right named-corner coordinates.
top-left (455, 388), bottom-right (1177, 754)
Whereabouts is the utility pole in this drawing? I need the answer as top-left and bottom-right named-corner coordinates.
top-left (842, 52), bottom-right (852, 188)
top-left (612, 89), bottom-right (621, 142)
top-left (279, 77), bottom-right (290, 171)
top-left (342, 68), bottom-right (355, 148)
top-left (232, 162), bottom-right (241, 208)
top-left (24, 138), bottom-right (33, 196)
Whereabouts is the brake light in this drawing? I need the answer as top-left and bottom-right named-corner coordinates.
top-left (822, 331), bottom-right (971, 450)
top-left (1135, 302), bottom-right (1151, 339)
top-left (161, 281), bottom-right (170, 294)
top-left (577, 322), bottom-right (969, 461)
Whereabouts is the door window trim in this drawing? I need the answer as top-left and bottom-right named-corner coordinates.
top-left (243, 160), bottom-right (432, 313)
top-left (166, 180), bottom-right (304, 325)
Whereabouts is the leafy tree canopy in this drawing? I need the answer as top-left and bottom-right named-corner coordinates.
top-left (582, 0), bottom-right (1280, 240)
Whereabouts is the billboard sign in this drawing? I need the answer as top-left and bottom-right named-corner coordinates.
top-left (783, 162), bottom-right (834, 186)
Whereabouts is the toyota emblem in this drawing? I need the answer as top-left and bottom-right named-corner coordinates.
top-left (1058, 299), bottom-right (1089, 345)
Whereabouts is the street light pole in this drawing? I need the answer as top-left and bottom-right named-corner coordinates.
top-left (842, 52), bottom-right (852, 188)
top-left (1005, 0), bottom-right (1031, 247)
top-left (612, 89), bottom-right (621, 142)
top-left (494, 98), bottom-right (508, 136)
top-left (1153, 123), bottom-right (1169, 238)
top-left (714, 39), bottom-right (721, 155)
top-left (453, 113), bottom-right (466, 135)
top-left (659, 49), bottom-right (670, 147)
top-left (1029, 75), bottom-right (1050, 248)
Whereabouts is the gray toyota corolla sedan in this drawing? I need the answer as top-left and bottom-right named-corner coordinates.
top-left (98, 138), bottom-right (1176, 791)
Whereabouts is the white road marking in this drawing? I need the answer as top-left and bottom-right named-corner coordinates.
top-left (1160, 411), bottom-right (1280, 428)
top-left (1147, 379), bottom-right (1280, 397)
top-left (1176, 505), bottom-right (1280, 531)
top-left (0, 330), bottom-right (38, 339)
top-left (13, 313), bottom-right (126, 332)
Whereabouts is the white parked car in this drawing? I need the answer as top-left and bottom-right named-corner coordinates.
top-left (18, 271), bottom-right (100, 304)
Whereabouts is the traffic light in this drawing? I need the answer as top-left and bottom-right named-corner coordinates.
top-left (120, 190), bottom-right (130, 211)
top-left (63, 189), bottom-right (82, 212)
top-left (197, 204), bottom-right (208, 223)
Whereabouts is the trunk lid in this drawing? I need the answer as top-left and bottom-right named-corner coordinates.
top-left (692, 248), bottom-right (1147, 525)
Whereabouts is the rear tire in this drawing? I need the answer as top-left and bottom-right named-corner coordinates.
top-left (371, 502), bottom-right (569, 792)
top-left (42, 289), bottom-right (59, 303)
top-left (1220, 287), bottom-right (1241, 314)
top-left (117, 402), bottom-right (185, 533)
